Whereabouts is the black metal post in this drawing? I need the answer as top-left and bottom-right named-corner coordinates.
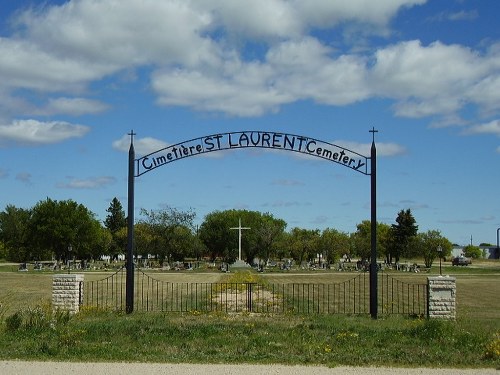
top-left (497, 228), bottom-right (500, 259)
top-left (67, 244), bottom-right (72, 275)
top-left (126, 132), bottom-right (135, 313)
top-left (247, 283), bottom-right (253, 312)
top-left (438, 245), bottom-right (442, 276)
top-left (369, 128), bottom-right (378, 319)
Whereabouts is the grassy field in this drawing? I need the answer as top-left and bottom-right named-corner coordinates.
top-left (0, 259), bottom-right (499, 367)
top-left (1, 259), bottom-right (500, 320)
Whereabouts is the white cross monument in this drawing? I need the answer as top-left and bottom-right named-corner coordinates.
top-left (230, 218), bottom-right (250, 262)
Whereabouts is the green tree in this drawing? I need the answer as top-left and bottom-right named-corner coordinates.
top-left (138, 206), bottom-right (196, 265)
top-left (273, 231), bottom-right (292, 260)
top-left (252, 213), bottom-right (286, 262)
top-left (199, 209), bottom-right (285, 264)
top-left (190, 228), bottom-right (207, 261)
top-left (133, 223), bottom-right (149, 259)
top-left (351, 220), bottom-right (371, 260)
top-left (351, 221), bottom-right (389, 261)
top-left (198, 210), bottom-right (233, 261)
top-left (319, 228), bottom-right (350, 265)
top-left (169, 225), bottom-right (197, 261)
top-left (0, 241), bottom-right (6, 260)
top-left (288, 227), bottom-right (320, 263)
top-left (0, 205), bottom-right (32, 261)
top-left (104, 197), bottom-right (127, 258)
top-left (463, 245), bottom-right (482, 259)
top-left (87, 223), bottom-right (112, 261)
top-left (377, 223), bottom-right (391, 263)
top-left (104, 198), bottom-right (127, 233)
top-left (28, 198), bottom-right (104, 261)
top-left (389, 209), bottom-right (418, 263)
top-left (412, 230), bottom-right (452, 268)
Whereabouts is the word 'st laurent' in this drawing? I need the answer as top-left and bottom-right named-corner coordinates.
top-left (135, 131), bottom-right (367, 176)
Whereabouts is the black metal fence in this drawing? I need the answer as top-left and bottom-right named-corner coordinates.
top-left (81, 268), bottom-right (427, 316)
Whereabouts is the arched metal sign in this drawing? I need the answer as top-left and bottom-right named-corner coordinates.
top-left (126, 130), bottom-right (378, 317)
top-left (135, 131), bottom-right (369, 176)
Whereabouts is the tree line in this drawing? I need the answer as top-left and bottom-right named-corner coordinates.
top-left (0, 197), bottom-right (453, 268)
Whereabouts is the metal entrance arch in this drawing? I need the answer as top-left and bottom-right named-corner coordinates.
top-left (126, 130), bottom-right (378, 317)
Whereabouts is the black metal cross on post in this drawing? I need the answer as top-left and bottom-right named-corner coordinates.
top-left (369, 127), bottom-right (378, 143)
top-left (128, 130), bottom-right (136, 144)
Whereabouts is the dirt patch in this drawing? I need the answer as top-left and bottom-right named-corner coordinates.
top-left (212, 287), bottom-right (282, 312)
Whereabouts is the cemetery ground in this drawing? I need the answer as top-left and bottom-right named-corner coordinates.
top-left (0, 259), bottom-right (499, 369)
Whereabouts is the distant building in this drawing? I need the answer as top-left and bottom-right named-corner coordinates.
top-left (451, 246), bottom-right (499, 259)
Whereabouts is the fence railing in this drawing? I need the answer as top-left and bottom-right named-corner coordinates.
top-left (81, 268), bottom-right (427, 316)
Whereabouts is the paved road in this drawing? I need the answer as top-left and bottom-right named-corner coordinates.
top-left (0, 361), bottom-right (497, 375)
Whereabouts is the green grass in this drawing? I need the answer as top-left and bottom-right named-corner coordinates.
top-left (0, 261), bottom-right (499, 368)
top-left (0, 310), bottom-right (498, 368)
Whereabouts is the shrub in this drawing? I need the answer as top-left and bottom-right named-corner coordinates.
top-left (484, 332), bottom-right (500, 360)
top-left (463, 245), bottom-right (482, 259)
top-left (3, 302), bottom-right (72, 332)
top-left (5, 311), bottom-right (23, 331)
top-left (0, 294), bottom-right (14, 323)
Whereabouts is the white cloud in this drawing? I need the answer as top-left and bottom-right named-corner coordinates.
top-left (17, 0), bottom-right (217, 68)
top-left (196, 0), bottom-right (303, 39)
top-left (196, 0), bottom-right (426, 39)
top-left (463, 119), bottom-right (500, 136)
top-left (429, 10), bottom-right (479, 22)
top-left (371, 40), bottom-right (492, 116)
top-left (271, 179), bottom-right (304, 186)
top-left (0, 38), bottom-right (113, 92)
top-left (266, 38), bottom-right (371, 105)
top-left (43, 97), bottom-right (110, 116)
top-left (16, 172), bottom-right (32, 185)
top-left (447, 10), bottom-right (479, 21)
top-left (152, 37), bottom-right (370, 116)
top-left (262, 200), bottom-right (304, 208)
top-left (294, 0), bottom-right (427, 29)
top-left (152, 38), bottom-right (500, 119)
top-left (57, 176), bottom-right (116, 189)
top-left (376, 142), bottom-right (408, 157)
top-left (310, 215), bottom-right (329, 225)
top-left (112, 134), bottom-right (169, 156)
top-left (152, 66), bottom-right (293, 117)
top-left (0, 119), bottom-right (90, 146)
top-left (334, 140), bottom-right (407, 157)
top-left (0, 0), bottom-right (498, 125)
top-left (466, 74), bottom-right (500, 115)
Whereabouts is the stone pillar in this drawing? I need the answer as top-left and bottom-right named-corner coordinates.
top-left (52, 274), bottom-right (84, 314)
top-left (427, 276), bottom-right (456, 320)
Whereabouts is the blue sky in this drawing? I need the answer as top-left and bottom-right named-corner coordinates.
top-left (0, 0), bottom-right (499, 247)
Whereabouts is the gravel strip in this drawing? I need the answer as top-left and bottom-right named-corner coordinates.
top-left (0, 361), bottom-right (498, 375)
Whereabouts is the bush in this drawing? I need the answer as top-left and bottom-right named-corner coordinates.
top-left (5, 311), bottom-right (23, 331)
top-left (3, 303), bottom-right (71, 332)
top-left (463, 245), bottom-right (482, 259)
top-left (484, 332), bottom-right (500, 360)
